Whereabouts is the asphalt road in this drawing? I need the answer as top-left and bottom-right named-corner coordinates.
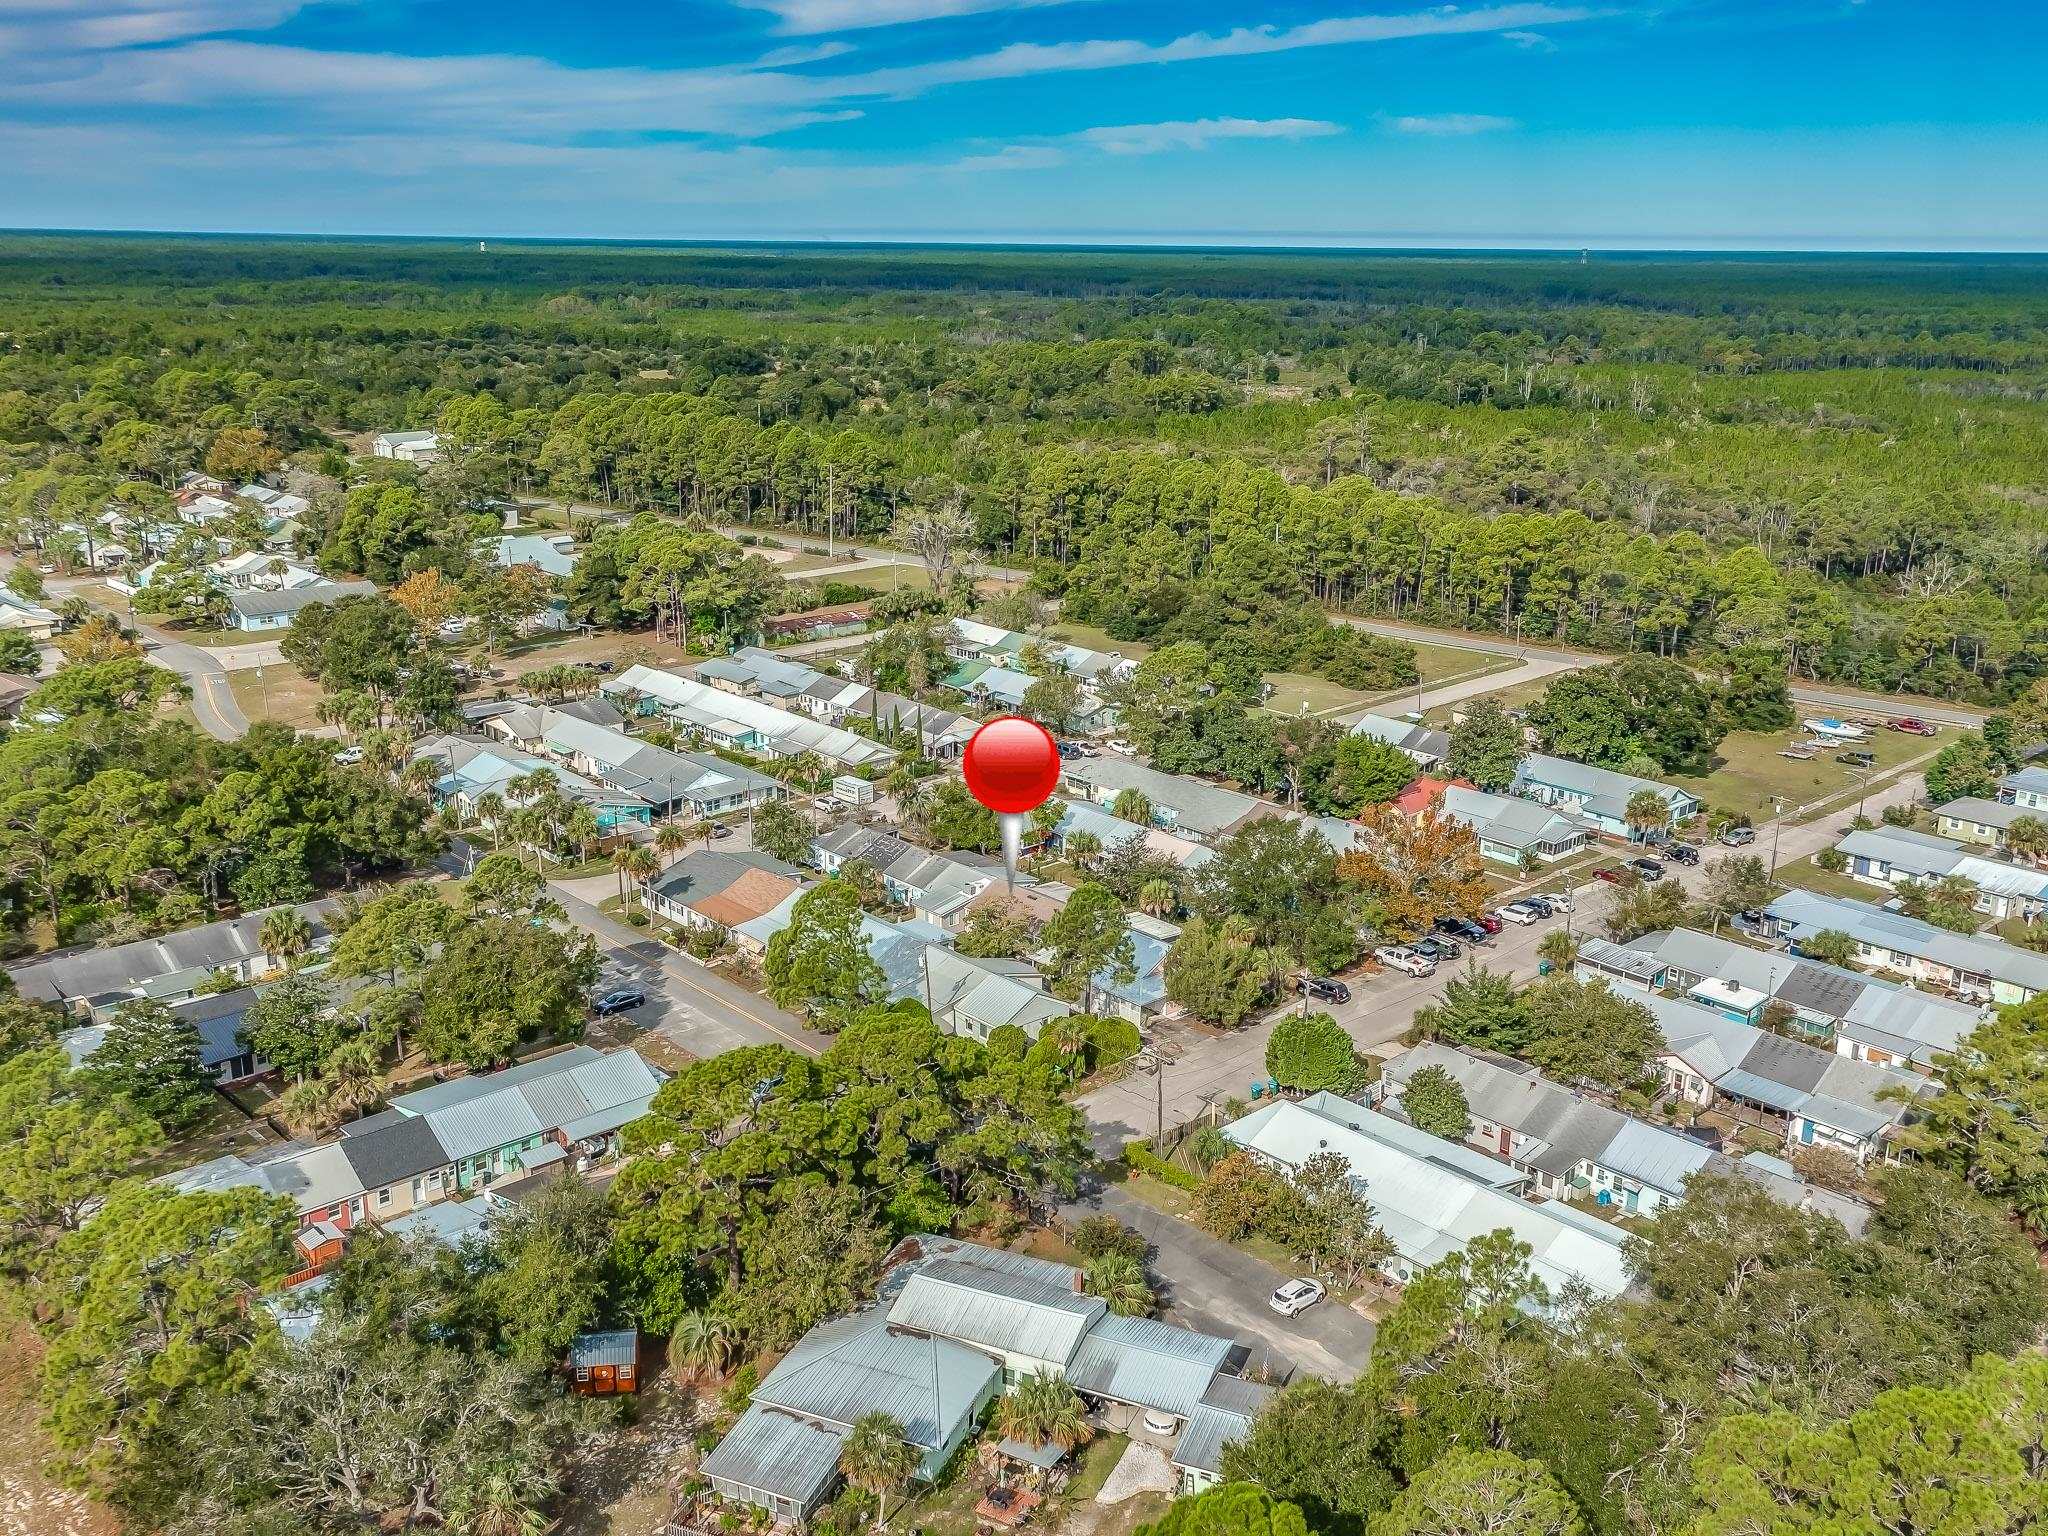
top-left (1061, 1184), bottom-right (1376, 1383)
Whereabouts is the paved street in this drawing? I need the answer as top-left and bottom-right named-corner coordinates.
top-left (1078, 764), bottom-right (1928, 1154)
top-left (1062, 1185), bottom-right (1377, 1383)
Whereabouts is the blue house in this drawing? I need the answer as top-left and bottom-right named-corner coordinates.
top-left (1512, 754), bottom-right (1699, 841)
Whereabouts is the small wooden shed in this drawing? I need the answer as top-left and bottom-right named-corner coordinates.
top-left (567, 1329), bottom-right (641, 1395)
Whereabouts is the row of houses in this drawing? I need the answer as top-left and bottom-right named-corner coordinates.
top-left (701, 1235), bottom-right (1263, 1521)
top-left (604, 664), bottom-right (899, 772)
top-left (696, 646), bottom-right (979, 759)
top-left (1577, 926), bottom-right (1985, 1070)
top-left (113, 548), bottom-right (378, 632)
top-left (1933, 764), bottom-right (2048, 848)
top-left (7, 900), bottom-right (337, 1017)
top-left (1835, 823), bottom-right (2048, 923)
top-left (942, 619), bottom-right (1133, 733)
top-left (473, 699), bottom-right (785, 820)
top-left (165, 1045), bottom-right (663, 1280)
top-left (1763, 887), bottom-right (2048, 1008)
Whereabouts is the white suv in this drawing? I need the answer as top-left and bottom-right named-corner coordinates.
top-left (1535, 891), bottom-right (1573, 913)
top-left (1495, 903), bottom-right (1540, 926)
top-left (1373, 945), bottom-right (1437, 977)
top-left (1270, 1278), bottom-right (1326, 1317)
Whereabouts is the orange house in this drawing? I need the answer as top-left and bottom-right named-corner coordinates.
top-left (567, 1330), bottom-right (640, 1395)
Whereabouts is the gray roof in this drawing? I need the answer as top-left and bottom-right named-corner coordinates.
top-left (1513, 754), bottom-right (1695, 821)
top-left (1173, 1378), bottom-right (1273, 1475)
top-left (1575, 938), bottom-right (1666, 987)
top-left (227, 579), bottom-right (376, 619)
top-left (924, 949), bottom-right (1072, 1041)
top-left (391, 1047), bottom-right (664, 1157)
top-left (8, 901), bottom-right (334, 1007)
top-left (1837, 826), bottom-right (2048, 901)
top-left (1765, 888), bottom-right (2048, 993)
top-left (1347, 713), bottom-right (1450, 764)
top-left (336, 1114), bottom-right (449, 1190)
top-left (885, 1258), bottom-right (1104, 1364)
top-left (703, 1404), bottom-right (846, 1506)
top-left (1062, 1313), bottom-right (1233, 1419)
top-left (649, 848), bottom-right (807, 906)
top-left (1059, 759), bottom-right (1270, 840)
top-left (1728, 1153), bottom-right (1873, 1238)
top-left (2004, 766), bottom-right (2048, 796)
top-left (568, 1330), bottom-right (639, 1368)
top-left (382, 1198), bottom-right (492, 1247)
top-left (1384, 1042), bottom-right (1717, 1196)
top-left (881, 1234), bottom-right (1088, 1297)
top-left (390, 1046), bottom-right (606, 1116)
top-left (754, 1309), bottom-right (1001, 1450)
top-left (1935, 797), bottom-right (2033, 830)
top-left (1441, 785), bottom-right (1594, 852)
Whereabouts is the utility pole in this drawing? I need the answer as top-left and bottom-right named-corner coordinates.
top-left (1767, 795), bottom-right (1786, 880)
top-left (1139, 1043), bottom-right (1167, 1150)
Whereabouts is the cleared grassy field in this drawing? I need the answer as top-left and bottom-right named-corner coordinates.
top-left (228, 660), bottom-right (325, 727)
top-left (1668, 723), bottom-right (1938, 824)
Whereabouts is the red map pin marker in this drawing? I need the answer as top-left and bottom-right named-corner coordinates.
top-left (962, 716), bottom-right (1063, 887)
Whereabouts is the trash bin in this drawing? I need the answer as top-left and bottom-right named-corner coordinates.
top-left (1537, 959), bottom-right (1552, 976)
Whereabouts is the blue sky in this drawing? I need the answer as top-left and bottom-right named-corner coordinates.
top-left (1, 0), bottom-right (2043, 247)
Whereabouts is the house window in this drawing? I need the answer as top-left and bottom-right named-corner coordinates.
top-left (576, 1367), bottom-right (590, 1382)
top-left (377, 1187), bottom-right (392, 1208)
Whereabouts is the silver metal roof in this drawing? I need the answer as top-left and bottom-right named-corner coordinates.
top-left (1062, 1313), bottom-right (1233, 1419)
top-left (884, 1259), bottom-right (1103, 1364)
top-left (754, 1310), bottom-right (1000, 1449)
top-left (703, 1404), bottom-right (846, 1506)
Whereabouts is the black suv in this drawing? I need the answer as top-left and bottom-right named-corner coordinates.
top-left (1665, 843), bottom-right (1701, 866)
top-left (1296, 975), bottom-right (1351, 1004)
top-left (1436, 915), bottom-right (1490, 944)
top-left (1629, 858), bottom-right (1666, 881)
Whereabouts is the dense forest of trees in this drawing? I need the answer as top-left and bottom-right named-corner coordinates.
top-left (3, 237), bottom-right (2046, 701)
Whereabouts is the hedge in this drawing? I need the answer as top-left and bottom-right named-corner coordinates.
top-left (1123, 1140), bottom-right (1202, 1191)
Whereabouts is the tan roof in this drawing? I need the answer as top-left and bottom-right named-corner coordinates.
top-left (693, 868), bottom-right (802, 929)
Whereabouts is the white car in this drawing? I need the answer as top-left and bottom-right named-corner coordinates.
top-left (1535, 891), bottom-right (1573, 913)
top-left (334, 746), bottom-right (365, 766)
top-left (1105, 739), bottom-right (1137, 756)
top-left (1495, 903), bottom-right (1540, 926)
top-left (1373, 945), bottom-right (1436, 977)
top-left (1270, 1278), bottom-right (1326, 1317)
top-left (811, 795), bottom-right (839, 811)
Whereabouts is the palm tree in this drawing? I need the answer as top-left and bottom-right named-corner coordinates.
top-left (1081, 1254), bottom-right (1154, 1318)
top-left (259, 908), bottom-right (314, 971)
top-left (838, 1412), bottom-right (918, 1529)
top-left (323, 1038), bottom-right (388, 1121)
top-left (1624, 789), bottom-right (1671, 844)
top-left (1537, 929), bottom-right (1580, 971)
top-left (474, 791), bottom-right (507, 848)
top-left (565, 804), bottom-right (602, 862)
top-left (1066, 831), bottom-right (1102, 870)
top-left (609, 845), bottom-right (640, 904)
top-left (625, 845), bottom-right (660, 909)
top-left (1111, 788), bottom-right (1153, 826)
top-left (274, 1074), bottom-right (342, 1137)
top-left (2006, 814), bottom-right (2048, 868)
top-left (1138, 878), bottom-right (1179, 919)
top-left (1039, 1014), bottom-right (1093, 1079)
top-left (991, 1373), bottom-right (1093, 1454)
top-left (655, 822), bottom-right (692, 868)
top-left (448, 1467), bottom-right (549, 1536)
top-left (670, 1310), bottom-right (741, 1378)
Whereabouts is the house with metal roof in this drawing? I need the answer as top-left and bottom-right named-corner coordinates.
top-left (923, 949), bottom-right (1073, 1043)
top-left (1511, 754), bottom-right (1699, 841)
top-left (1439, 785), bottom-right (1595, 867)
top-left (62, 985), bottom-right (273, 1086)
top-left (1933, 796), bottom-right (2035, 848)
top-left (1084, 915), bottom-right (1181, 1030)
top-left (486, 533), bottom-right (578, 579)
top-left (1172, 1377), bottom-right (1275, 1494)
top-left (1637, 991), bottom-right (1925, 1164)
top-left (604, 665), bottom-right (898, 770)
top-left (386, 1045), bottom-right (665, 1191)
top-left (410, 733), bottom-right (653, 834)
top-left (1763, 887), bottom-right (2048, 1006)
top-left (1347, 713), bottom-right (1451, 769)
top-left (2005, 765), bottom-right (2048, 811)
top-left (224, 577), bottom-right (378, 632)
top-left (504, 707), bottom-right (782, 819)
top-left (1381, 1043), bottom-right (1718, 1215)
top-left (9, 900), bottom-right (336, 1015)
top-left (1836, 825), bottom-right (2048, 922)
top-left (1223, 1092), bottom-right (1633, 1305)
top-left (812, 827), bottom-right (1008, 930)
top-left (1060, 759), bottom-right (1277, 844)
top-left (1053, 799), bottom-right (1213, 870)
top-left (1588, 928), bottom-right (1983, 1071)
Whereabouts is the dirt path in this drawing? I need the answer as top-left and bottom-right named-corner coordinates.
top-left (0, 1302), bottom-right (118, 1536)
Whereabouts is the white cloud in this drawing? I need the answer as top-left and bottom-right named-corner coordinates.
top-left (0, 0), bottom-right (312, 51)
top-left (734, 0), bottom-right (1078, 35)
top-left (950, 144), bottom-right (1067, 172)
top-left (753, 40), bottom-right (859, 65)
top-left (1386, 112), bottom-right (1519, 134)
top-left (1501, 28), bottom-right (1555, 48)
top-left (1073, 116), bottom-right (1343, 156)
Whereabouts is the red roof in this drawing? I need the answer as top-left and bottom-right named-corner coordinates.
top-left (1389, 776), bottom-right (1473, 818)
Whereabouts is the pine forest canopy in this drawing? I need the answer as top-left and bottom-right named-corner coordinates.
top-left (4, 237), bottom-right (2048, 703)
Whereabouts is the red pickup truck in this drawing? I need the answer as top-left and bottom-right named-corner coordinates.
top-left (1887, 717), bottom-right (1938, 736)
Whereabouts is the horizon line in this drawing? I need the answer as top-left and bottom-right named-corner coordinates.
top-left (5, 225), bottom-right (2046, 259)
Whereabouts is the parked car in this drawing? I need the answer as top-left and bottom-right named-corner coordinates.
top-left (1297, 975), bottom-right (1351, 1004)
top-left (1592, 866), bottom-right (1631, 884)
top-left (709, 823), bottom-right (735, 839)
top-left (1437, 915), bottom-right (1491, 944)
top-left (1105, 739), bottom-right (1137, 756)
top-left (1665, 842), bottom-right (1701, 865)
top-left (333, 746), bottom-right (364, 766)
top-left (1495, 903), bottom-right (1540, 926)
top-left (1476, 911), bottom-right (1504, 934)
top-left (1413, 936), bottom-right (1459, 962)
top-left (1719, 825), bottom-right (1757, 847)
top-left (1535, 891), bottom-right (1573, 913)
top-left (1373, 945), bottom-right (1437, 977)
top-left (1520, 896), bottom-right (1554, 918)
top-left (591, 660), bottom-right (615, 674)
top-left (1887, 717), bottom-right (1937, 736)
top-left (592, 988), bottom-right (647, 1016)
top-left (1630, 857), bottom-right (1667, 881)
top-left (811, 795), bottom-right (839, 811)
top-left (1270, 1278), bottom-right (1327, 1317)
top-left (1837, 749), bottom-right (1876, 768)
top-left (1732, 908), bottom-right (1770, 934)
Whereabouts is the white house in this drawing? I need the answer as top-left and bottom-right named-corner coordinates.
top-left (1835, 825), bottom-right (2048, 923)
top-left (0, 586), bottom-right (60, 641)
top-left (1511, 754), bottom-right (1699, 841)
top-left (372, 430), bottom-right (441, 463)
top-left (1439, 784), bottom-right (1593, 867)
top-left (1347, 713), bottom-right (1450, 769)
top-left (1764, 887), bottom-right (2048, 1007)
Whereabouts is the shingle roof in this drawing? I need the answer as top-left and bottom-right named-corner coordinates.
top-left (337, 1114), bottom-right (449, 1191)
top-left (1059, 759), bottom-right (1269, 840)
top-left (1765, 888), bottom-right (2048, 992)
top-left (8, 901), bottom-right (334, 1006)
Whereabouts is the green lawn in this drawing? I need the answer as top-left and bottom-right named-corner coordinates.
top-left (227, 661), bottom-right (326, 727)
top-left (1262, 671), bottom-right (1374, 718)
top-left (1045, 619), bottom-right (1153, 661)
top-left (1406, 640), bottom-right (1522, 689)
top-left (1666, 724), bottom-right (1937, 825)
top-left (1772, 853), bottom-right (1877, 904)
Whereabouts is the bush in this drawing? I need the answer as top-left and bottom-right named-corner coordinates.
top-left (1071, 1213), bottom-right (1148, 1265)
top-left (1265, 1012), bottom-right (1357, 1093)
top-left (1086, 1015), bottom-right (1143, 1070)
top-left (1815, 848), bottom-right (1849, 873)
top-left (625, 909), bottom-right (650, 927)
top-left (1123, 1140), bottom-right (1202, 1191)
